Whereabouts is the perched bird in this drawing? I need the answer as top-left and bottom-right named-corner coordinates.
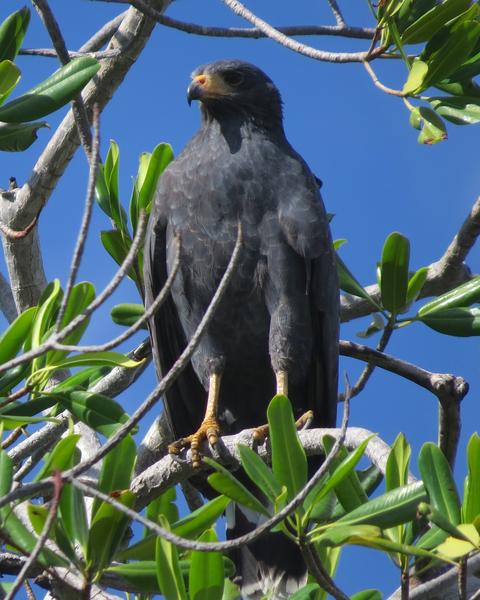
top-left (144, 59), bottom-right (338, 599)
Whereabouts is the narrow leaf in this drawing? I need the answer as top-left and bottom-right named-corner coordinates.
top-left (189, 528), bottom-right (224, 600)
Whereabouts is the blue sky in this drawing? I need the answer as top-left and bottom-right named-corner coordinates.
top-left (2, 1), bottom-right (480, 597)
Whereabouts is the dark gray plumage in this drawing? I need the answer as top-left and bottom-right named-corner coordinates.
top-left (144, 59), bottom-right (338, 599)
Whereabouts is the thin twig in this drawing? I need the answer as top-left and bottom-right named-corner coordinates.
top-left (363, 60), bottom-right (405, 96)
top-left (339, 323), bottom-right (393, 401)
top-left (52, 235), bottom-right (180, 353)
top-left (1, 427), bottom-right (25, 449)
top-left (459, 557), bottom-right (467, 600)
top-left (95, 0), bottom-right (374, 39)
top-left (55, 106), bottom-right (100, 332)
top-left (300, 540), bottom-right (349, 600)
top-left (4, 472), bottom-right (62, 600)
top-left (32, 0), bottom-right (92, 155)
top-left (401, 568), bottom-right (409, 600)
top-left (0, 215), bottom-right (39, 239)
top-left (326, 0), bottom-right (346, 26)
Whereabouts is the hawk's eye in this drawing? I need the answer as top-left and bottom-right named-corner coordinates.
top-left (223, 71), bottom-right (244, 86)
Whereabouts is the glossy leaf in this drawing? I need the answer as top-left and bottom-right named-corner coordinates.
top-left (305, 436), bottom-right (372, 520)
top-left (0, 120), bottom-right (48, 151)
top-left (0, 7), bottom-right (30, 62)
top-left (189, 528), bottom-right (224, 600)
top-left (356, 313), bottom-right (384, 339)
top-left (155, 515), bottom-right (188, 600)
top-left (422, 19), bottom-right (480, 90)
top-left (418, 442), bottom-right (461, 525)
top-left (419, 277), bottom-right (480, 317)
top-left (419, 306), bottom-right (480, 336)
top-left (34, 350), bottom-right (143, 376)
top-left (289, 583), bottom-right (321, 599)
top-left (31, 279), bottom-right (62, 373)
top-left (417, 107), bottom-right (448, 145)
top-left (0, 305), bottom-right (36, 364)
top-left (417, 502), bottom-right (472, 541)
top-left (59, 482), bottom-right (89, 552)
top-left (380, 232), bottom-right (410, 315)
top-left (0, 446), bottom-right (13, 496)
top-left (46, 281), bottom-right (95, 365)
top-left (238, 443), bottom-right (282, 503)
top-left (53, 390), bottom-right (133, 437)
top-left (463, 433), bottom-right (480, 523)
top-left (147, 487), bottom-right (179, 528)
top-left (100, 229), bottom-right (137, 281)
top-left (430, 95), bottom-right (480, 125)
top-left (104, 140), bottom-right (127, 233)
top-left (0, 60), bottom-right (20, 105)
top-left (0, 57), bottom-right (100, 123)
top-left (335, 481), bottom-right (427, 529)
top-left (0, 364), bottom-right (29, 396)
top-left (322, 435), bottom-right (368, 512)
top-left (205, 457), bottom-right (270, 517)
top-left (0, 413), bottom-right (59, 430)
top-left (406, 267), bottom-right (428, 307)
top-left (351, 590), bottom-right (382, 600)
top-left (86, 489), bottom-right (135, 573)
top-left (435, 523), bottom-right (480, 558)
top-left (33, 433), bottom-right (80, 481)
top-left (111, 302), bottom-right (145, 327)
top-left (335, 253), bottom-right (381, 309)
top-left (267, 394), bottom-right (307, 501)
top-left (92, 434), bottom-right (136, 517)
top-left (386, 433), bottom-right (411, 492)
top-left (403, 60), bottom-right (428, 95)
top-left (401, 0), bottom-right (471, 44)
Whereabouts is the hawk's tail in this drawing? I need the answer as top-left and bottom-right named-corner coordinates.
top-left (226, 503), bottom-right (307, 599)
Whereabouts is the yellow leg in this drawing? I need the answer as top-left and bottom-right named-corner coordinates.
top-left (168, 373), bottom-right (222, 468)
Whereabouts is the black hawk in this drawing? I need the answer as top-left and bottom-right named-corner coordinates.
top-left (144, 59), bottom-right (338, 599)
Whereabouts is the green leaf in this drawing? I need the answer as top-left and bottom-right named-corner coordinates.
top-left (417, 273), bottom-right (480, 317)
top-left (0, 60), bottom-right (20, 105)
top-left (155, 515), bottom-right (188, 600)
top-left (0, 7), bottom-right (30, 62)
top-left (205, 457), bottom-right (270, 517)
top-left (0, 446), bottom-right (13, 496)
top-left (0, 120), bottom-right (48, 151)
top-left (0, 57), bottom-right (100, 123)
top-left (386, 433), bottom-right (411, 492)
top-left (417, 107), bottom-right (448, 145)
top-left (335, 481), bottom-right (427, 529)
top-left (351, 590), bottom-right (382, 600)
top-left (403, 60), bottom-right (428, 95)
top-left (304, 436), bottom-right (373, 521)
top-left (335, 253), bottom-right (381, 310)
top-left (0, 413), bottom-right (59, 429)
top-left (147, 487), bottom-right (179, 528)
top-left (0, 306), bottom-right (36, 365)
top-left (422, 19), bottom-right (480, 90)
top-left (59, 482), bottom-right (89, 553)
top-left (92, 434), bottom-right (136, 517)
top-left (53, 390), bottom-right (134, 437)
top-left (380, 232), bottom-right (410, 315)
top-left (463, 433), bottom-right (480, 523)
top-left (238, 444), bottom-right (282, 503)
top-left (418, 443), bottom-right (461, 525)
top-left (356, 313), bottom-right (384, 339)
top-left (267, 394), bottom-right (307, 502)
top-left (87, 489), bottom-right (135, 573)
top-left (31, 279), bottom-right (62, 373)
top-left (105, 561), bottom-right (163, 594)
top-left (289, 583), bottom-right (321, 599)
top-left (189, 528), bottom-right (224, 600)
top-left (419, 306), bottom-right (480, 336)
top-left (406, 267), bottom-right (428, 307)
top-left (322, 435), bottom-right (368, 512)
top-left (104, 140), bottom-right (127, 233)
top-left (173, 495), bottom-right (230, 539)
top-left (33, 433), bottom-right (80, 481)
top-left (401, 0), bottom-right (472, 44)
top-left (46, 281), bottom-right (95, 365)
top-left (111, 303), bottom-right (145, 327)
top-left (100, 230), bottom-right (137, 281)
top-left (33, 350), bottom-right (143, 379)
top-left (95, 163), bottom-right (112, 218)
top-left (430, 95), bottom-right (480, 125)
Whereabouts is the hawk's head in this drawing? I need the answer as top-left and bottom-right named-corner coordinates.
top-left (187, 60), bottom-right (283, 127)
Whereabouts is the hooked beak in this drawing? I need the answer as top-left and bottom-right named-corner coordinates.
top-left (187, 74), bottom-right (207, 106)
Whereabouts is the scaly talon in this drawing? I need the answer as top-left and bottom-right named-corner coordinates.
top-left (168, 374), bottom-right (222, 468)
